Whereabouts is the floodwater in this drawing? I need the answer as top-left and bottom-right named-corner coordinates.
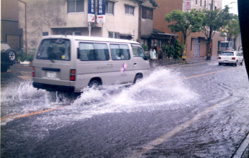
top-left (1, 65), bottom-right (249, 158)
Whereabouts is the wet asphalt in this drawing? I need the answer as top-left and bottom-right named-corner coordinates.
top-left (1, 61), bottom-right (249, 158)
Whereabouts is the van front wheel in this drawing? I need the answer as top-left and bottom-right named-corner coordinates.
top-left (133, 74), bottom-right (143, 84)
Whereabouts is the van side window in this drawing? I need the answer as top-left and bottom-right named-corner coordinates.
top-left (132, 45), bottom-right (146, 60)
top-left (110, 44), bottom-right (130, 60)
top-left (78, 43), bottom-right (109, 61)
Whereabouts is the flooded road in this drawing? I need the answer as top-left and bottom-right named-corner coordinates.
top-left (1, 62), bottom-right (249, 158)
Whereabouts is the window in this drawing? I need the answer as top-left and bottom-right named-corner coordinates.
top-left (78, 43), bottom-right (109, 61)
top-left (74, 31), bottom-right (82, 35)
top-left (105, 1), bottom-right (114, 14)
top-left (221, 52), bottom-right (234, 56)
top-left (109, 32), bottom-right (119, 38)
top-left (125, 5), bottom-right (134, 15)
top-left (200, 0), bottom-right (202, 6)
top-left (196, 0), bottom-right (198, 5)
top-left (132, 45), bottom-right (146, 60)
top-left (42, 32), bottom-right (49, 36)
top-left (68, 0), bottom-right (84, 13)
top-left (37, 39), bottom-right (70, 61)
top-left (110, 44), bottom-right (130, 60)
top-left (142, 7), bottom-right (153, 20)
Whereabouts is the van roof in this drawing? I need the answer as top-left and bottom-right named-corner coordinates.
top-left (42, 35), bottom-right (140, 44)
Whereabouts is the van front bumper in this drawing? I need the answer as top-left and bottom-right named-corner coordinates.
top-left (33, 82), bottom-right (75, 92)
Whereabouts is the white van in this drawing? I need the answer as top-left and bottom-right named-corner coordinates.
top-left (32, 35), bottom-right (150, 93)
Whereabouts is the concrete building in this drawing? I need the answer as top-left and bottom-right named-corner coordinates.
top-left (18, 0), bottom-right (157, 54)
top-left (154, 0), bottom-right (224, 63)
top-left (1, 0), bottom-right (23, 51)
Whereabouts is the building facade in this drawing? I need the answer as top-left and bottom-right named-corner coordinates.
top-left (18, 0), bottom-right (157, 54)
top-left (154, 0), bottom-right (224, 62)
top-left (1, 0), bottom-right (23, 51)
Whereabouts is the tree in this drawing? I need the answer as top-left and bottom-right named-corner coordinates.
top-left (164, 39), bottom-right (184, 59)
top-left (165, 10), bottom-right (204, 60)
top-left (220, 15), bottom-right (240, 50)
top-left (201, 6), bottom-right (230, 60)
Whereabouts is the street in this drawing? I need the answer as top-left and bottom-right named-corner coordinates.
top-left (1, 61), bottom-right (249, 158)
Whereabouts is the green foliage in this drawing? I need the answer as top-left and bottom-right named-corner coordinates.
top-left (165, 45), bottom-right (175, 58)
top-left (201, 5), bottom-right (231, 59)
top-left (165, 9), bottom-right (204, 44)
top-left (17, 52), bottom-right (34, 62)
top-left (202, 5), bottom-right (231, 41)
top-left (165, 40), bottom-right (184, 59)
top-left (220, 15), bottom-right (240, 40)
top-left (142, 44), bottom-right (148, 51)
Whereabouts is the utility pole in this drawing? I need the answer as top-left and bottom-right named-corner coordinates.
top-left (18, 0), bottom-right (27, 53)
top-left (138, 0), bottom-right (143, 43)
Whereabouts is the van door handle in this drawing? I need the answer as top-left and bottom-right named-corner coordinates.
top-left (134, 63), bottom-right (137, 66)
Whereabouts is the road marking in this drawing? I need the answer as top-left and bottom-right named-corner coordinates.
top-left (1, 106), bottom-right (64, 122)
top-left (1, 67), bottom-right (243, 122)
top-left (13, 66), bottom-right (32, 69)
top-left (128, 98), bottom-right (234, 158)
top-left (182, 67), bottom-right (242, 81)
top-left (18, 76), bottom-right (32, 80)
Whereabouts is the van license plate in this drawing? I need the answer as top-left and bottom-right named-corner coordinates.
top-left (47, 71), bottom-right (56, 78)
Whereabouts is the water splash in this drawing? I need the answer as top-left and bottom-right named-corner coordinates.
top-left (67, 68), bottom-right (199, 120)
top-left (1, 68), bottom-right (199, 127)
top-left (1, 81), bottom-right (71, 119)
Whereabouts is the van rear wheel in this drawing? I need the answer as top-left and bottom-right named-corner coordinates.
top-left (89, 79), bottom-right (101, 88)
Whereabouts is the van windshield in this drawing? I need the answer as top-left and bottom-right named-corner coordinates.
top-left (37, 39), bottom-right (70, 61)
top-left (132, 44), bottom-right (147, 60)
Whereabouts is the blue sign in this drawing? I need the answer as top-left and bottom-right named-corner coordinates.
top-left (88, 0), bottom-right (95, 14)
top-left (97, 0), bottom-right (105, 15)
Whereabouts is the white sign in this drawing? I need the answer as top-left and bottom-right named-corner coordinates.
top-left (184, 0), bottom-right (192, 12)
top-left (97, 15), bottom-right (105, 23)
top-left (88, 14), bottom-right (95, 23)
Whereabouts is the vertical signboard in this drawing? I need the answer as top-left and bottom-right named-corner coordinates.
top-left (97, 0), bottom-right (105, 23)
top-left (88, 0), bottom-right (95, 22)
top-left (183, 0), bottom-right (192, 12)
